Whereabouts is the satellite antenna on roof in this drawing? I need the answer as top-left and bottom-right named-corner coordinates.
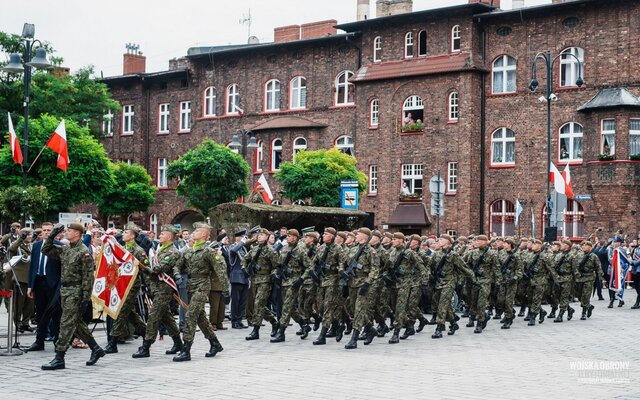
top-left (239, 9), bottom-right (252, 41)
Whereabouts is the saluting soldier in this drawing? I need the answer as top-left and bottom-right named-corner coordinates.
top-left (553, 239), bottom-right (577, 322)
top-left (464, 235), bottom-right (500, 333)
top-left (574, 241), bottom-right (603, 320)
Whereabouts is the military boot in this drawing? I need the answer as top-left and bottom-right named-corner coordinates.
top-left (631, 297), bottom-right (640, 309)
top-left (42, 350), bottom-right (66, 370)
top-left (473, 319), bottom-right (484, 334)
top-left (400, 323), bottom-right (415, 340)
top-left (363, 324), bottom-right (376, 345)
top-left (523, 313), bottom-right (531, 321)
top-left (335, 322), bottom-right (346, 342)
top-left (466, 316), bottom-right (475, 327)
top-left (376, 322), bottom-right (390, 337)
top-left (618, 300), bottom-right (625, 307)
top-left (587, 304), bottom-right (595, 318)
top-left (461, 306), bottom-right (470, 318)
top-left (313, 314), bottom-right (322, 331)
top-left (326, 323), bottom-right (337, 338)
top-left (104, 336), bottom-right (118, 354)
top-left (300, 322), bottom-right (312, 340)
top-left (313, 327), bottom-right (328, 345)
top-left (428, 314), bottom-right (437, 325)
top-left (447, 320), bottom-right (460, 335)
top-left (344, 320), bottom-right (353, 335)
top-left (345, 330), bottom-right (359, 349)
top-left (86, 339), bottom-right (106, 366)
top-left (270, 326), bottom-right (286, 343)
top-left (270, 320), bottom-right (280, 337)
top-left (172, 341), bottom-right (192, 362)
top-left (205, 336), bottom-right (223, 357)
top-left (417, 316), bottom-right (429, 332)
top-left (432, 324), bottom-right (444, 339)
top-left (295, 324), bottom-right (304, 336)
top-left (567, 306), bottom-right (575, 320)
top-left (517, 306), bottom-right (526, 317)
top-left (493, 310), bottom-right (503, 320)
top-left (548, 307), bottom-right (557, 319)
top-left (528, 313), bottom-right (536, 326)
top-left (165, 335), bottom-right (183, 355)
top-left (580, 308), bottom-right (587, 320)
top-left (388, 328), bottom-right (401, 344)
top-left (538, 309), bottom-right (548, 324)
top-left (501, 317), bottom-right (513, 329)
top-left (132, 339), bottom-right (152, 358)
top-left (358, 329), bottom-right (368, 340)
top-left (553, 310), bottom-right (564, 323)
top-left (245, 325), bottom-right (260, 340)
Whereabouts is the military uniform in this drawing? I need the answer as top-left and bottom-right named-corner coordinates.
top-left (525, 245), bottom-right (559, 325)
top-left (312, 238), bottom-right (343, 344)
top-left (208, 250), bottom-right (230, 330)
top-left (496, 245), bottom-right (523, 328)
top-left (298, 238), bottom-right (319, 334)
top-left (464, 241), bottom-right (500, 333)
top-left (573, 244), bottom-right (603, 319)
top-left (272, 236), bottom-right (306, 342)
top-left (552, 244), bottom-right (577, 321)
top-left (8, 234), bottom-right (34, 330)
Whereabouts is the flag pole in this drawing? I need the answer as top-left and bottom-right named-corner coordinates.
top-left (26, 143), bottom-right (48, 174)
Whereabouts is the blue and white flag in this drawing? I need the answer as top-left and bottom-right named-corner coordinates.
top-left (515, 199), bottom-right (523, 227)
top-left (610, 248), bottom-right (632, 300)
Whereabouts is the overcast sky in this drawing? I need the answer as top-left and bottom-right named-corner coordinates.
top-left (2, 0), bottom-right (549, 77)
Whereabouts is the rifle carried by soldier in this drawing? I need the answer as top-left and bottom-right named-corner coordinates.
top-left (312, 243), bottom-right (332, 285)
top-left (339, 235), bottom-right (371, 297)
top-left (382, 243), bottom-right (407, 287)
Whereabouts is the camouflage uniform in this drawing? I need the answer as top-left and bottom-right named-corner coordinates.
top-left (243, 241), bottom-right (280, 336)
top-left (277, 241), bottom-right (306, 330)
top-left (386, 245), bottom-right (422, 334)
top-left (464, 246), bottom-right (500, 330)
top-left (525, 249), bottom-right (559, 323)
top-left (573, 249), bottom-right (603, 317)
top-left (110, 242), bottom-right (148, 340)
top-left (496, 248), bottom-right (523, 323)
top-left (298, 242), bottom-right (318, 327)
top-left (314, 241), bottom-right (343, 330)
top-left (553, 249), bottom-right (576, 315)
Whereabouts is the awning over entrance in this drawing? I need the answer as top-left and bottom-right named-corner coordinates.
top-left (387, 203), bottom-right (431, 227)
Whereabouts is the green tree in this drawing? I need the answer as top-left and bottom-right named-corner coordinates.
top-left (275, 148), bottom-right (367, 207)
top-left (168, 139), bottom-right (250, 216)
top-left (98, 161), bottom-right (156, 220)
top-left (0, 115), bottom-right (115, 216)
top-left (0, 185), bottom-right (50, 222)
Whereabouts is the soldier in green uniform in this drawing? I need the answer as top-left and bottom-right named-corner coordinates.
top-left (297, 231), bottom-right (320, 337)
top-left (545, 241), bottom-right (561, 319)
top-left (553, 239), bottom-right (577, 322)
top-left (373, 232), bottom-right (393, 337)
top-left (332, 231), bottom-right (348, 341)
top-left (105, 223), bottom-right (148, 354)
top-left (405, 234), bottom-right (430, 336)
top-left (464, 235), bottom-right (500, 333)
top-left (574, 240), bottom-right (603, 319)
top-left (361, 230), bottom-right (386, 340)
top-left (525, 239), bottom-right (559, 325)
top-left (515, 237), bottom-right (530, 317)
top-left (42, 223), bottom-right (105, 370)
top-left (132, 225), bottom-right (183, 358)
top-left (243, 228), bottom-right (281, 340)
top-left (173, 222), bottom-right (225, 361)
top-left (497, 238), bottom-right (523, 329)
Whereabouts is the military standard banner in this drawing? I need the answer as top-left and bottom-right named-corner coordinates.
top-left (92, 235), bottom-right (140, 319)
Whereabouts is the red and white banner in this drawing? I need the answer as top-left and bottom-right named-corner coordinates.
top-left (92, 235), bottom-right (140, 319)
top-left (7, 112), bottom-right (23, 164)
top-left (253, 173), bottom-right (273, 204)
top-left (549, 162), bottom-right (566, 195)
top-left (45, 119), bottom-right (69, 171)
top-left (562, 163), bottom-right (575, 199)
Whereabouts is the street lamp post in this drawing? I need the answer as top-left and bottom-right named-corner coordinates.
top-left (229, 129), bottom-right (257, 158)
top-left (528, 50), bottom-right (583, 232)
top-left (2, 23), bottom-right (53, 188)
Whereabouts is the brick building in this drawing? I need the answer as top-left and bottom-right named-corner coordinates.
top-left (100, 0), bottom-right (640, 240)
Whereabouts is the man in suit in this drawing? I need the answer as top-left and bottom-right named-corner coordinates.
top-left (26, 222), bottom-right (63, 352)
top-left (227, 230), bottom-right (251, 329)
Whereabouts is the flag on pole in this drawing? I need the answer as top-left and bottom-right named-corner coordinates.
top-left (45, 119), bottom-right (69, 171)
top-left (562, 163), bottom-right (575, 199)
top-left (253, 173), bottom-right (273, 204)
top-left (515, 199), bottom-right (523, 227)
top-left (7, 113), bottom-right (23, 164)
top-left (531, 208), bottom-right (536, 237)
top-left (549, 162), bottom-right (565, 195)
top-left (609, 248), bottom-right (632, 301)
top-left (92, 235), bottom-right (140, 319)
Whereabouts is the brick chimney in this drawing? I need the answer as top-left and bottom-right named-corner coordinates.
top-left (301, 20), bottom-right (337, 40)
top-left (376, 0), bottom-right (413, 17)
top-left (123, 53), bottom-right (146, 75)
top-left (357, 0), bottom-right (370, 21)
top-left (274, 25), bottom-right (301, 43)
top-left (468, 0), bottom-right (501, 8)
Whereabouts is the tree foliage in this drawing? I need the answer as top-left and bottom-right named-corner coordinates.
top-left (0, 185), bottom-right (50, 222)
top-left (275, 148), bottom-right (367, 207)
top-left (98, 162), bottom-right (156, 219)
top-left (168, 139), bottom-right (250, 216)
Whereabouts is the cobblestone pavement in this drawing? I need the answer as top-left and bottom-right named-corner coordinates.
top-left (0, 298), bottom-right (638, 400)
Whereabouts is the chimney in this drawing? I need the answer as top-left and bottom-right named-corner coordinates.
top-left (357, 0), bottom-right (370, 21)
top-left (300, 20), bottom-right (337, 40)
top-left (123, 43), bottom-right (145, 75)
top-left (376, 0), bottom-right (413, 17)
top-left (512, 0), bottom-right (524, 8)
top-left (468, 0), bottom-right (501, 8)
top-left (274, 25), bottom-right (301, 43)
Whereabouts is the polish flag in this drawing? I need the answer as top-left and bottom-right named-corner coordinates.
top-left (562, 163), bottom-right (574, 199)
top-left (253, 173), bottom-right (273, 204)
top-left (7, 113), bottom-right (23, 164)
top-left (549, 162), bottom-right (565, 195)
top-left (45, 120), bottom-right (69, 171)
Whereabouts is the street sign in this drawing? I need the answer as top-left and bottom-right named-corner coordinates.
top-left (340, 187), bottom-right (359, 209)
top-left (340, 180), bottom-right (359, 188)
top-left (575, 194), bottom-right (592, 201)
top-left (58, 212), bottom-right (93, 226)
top-left (429, 176), bottom-right (445, 196)
top-left (430, 198), bottom-right (445, 216)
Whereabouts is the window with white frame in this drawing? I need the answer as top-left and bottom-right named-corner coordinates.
top-left (179, 101), bottom-right (191, 132)
top-left (226, 84), bottom-right (240, 114)
top-left (122, 105), bottom-right (134, 134)
top-left (449, 92), bottom-right (459, 121)
top-left (630, 119), bottom-right (640, 157)
top-left (335, 135), bottom-right (354, 156)
top-left (492, 55), bottom-right (517, 94)
top-left (418, 30), bottom-right (427, 56)
top-left (158, 103), bottom-right (170, 133)
top-left (447, 162), bottom-right (458, 192)
top-left (373, 36), bottom-right (382, 62)
top-left (560, 47), bottom-right (584, 87)
top-left (490, 199), bottom-right (515, 237)
top-left (559, 122), bottom-right (583, 162)
top-left (600, 119), bottom-right (615, 156)
top-left (293, 137), bottom-right (307, 161)
top-left (335, 71), bottom-right (354, 105)
top-left (271, 138), bottom-right (282, 171)
top-left (491, 128), bottom-right (516, 165)
top-left (446, 230), bottom-right (458, 240)
top-left (102, 109), bottom-right (113, 136)
top-left (544, 200), bottom-right (585, 238)
top-left (370, 98), bottom-right (380, 127)
top-left (402, 95), bottom-right (424, 126)
top-left (401, 164), bottom-right (423, 195)
top-left (204, 86), bottom-right (217, 116)
top-left (451, 25), bottom-right (461, 52)
top-left (254, 140), bottom-right (263, 172)
top-left (149, 213), bottom-right (158, 236)
top-left (369, 165), bottom-right (378, 194)
top-left (404, 32), bottom-right (413, 58)
top-left (157, 158), bottom-right (168, 188)
top-left (290, 77), bottom-right (307, 109)
top-left (265, 79), bottom-right (281, 111)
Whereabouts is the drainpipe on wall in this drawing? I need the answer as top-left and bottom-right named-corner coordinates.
top-left (479, 28), bottom-right (486, 234)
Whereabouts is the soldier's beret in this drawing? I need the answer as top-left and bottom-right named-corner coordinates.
top-left (357, 227), bottom-right (372, 237)
top-left (347, 231), bottom-right (356, 239)
top-left (287, 229), bottom-right (300, 238)
top-left (552, 241), bottom-right (561, 246)
top-left (324, 227), bottom-right (337, 236)
top-left (561, 239), bottom-right (572, 247)
top-left (504, 237), bottom-right (516, 246)
top-left (420, 235), bottom-right (428, 242)
top-left (10, 222), bottom-right (21, 228)
top-left (372, 230), bottom-right (382, 239)
top-left (193, 222), bottom-right (212, 230)
top-left (440, 234), bottom-right (454, 245)
top-left (301, 226), bottom-right (315, 234)
top-left (475, 234), bottom-right (489, 241)
top-left (305, 231), bottom-right (320, 240)
top-left (20, 227), bottom-right (33, 234)
top-left (67, 222), bottom-right (85, 233)
top-left (533, 239), bottom-right (543, 245)
top-left (259, 228), bottom-right (271, 236)
top-left (235, 229), bottom-right (246, 237)
top-left (383, 232), bottom-right (393, 240)
top-left (124, 222), bottom-right (141, 234)
top-left (337, 231), bottom-right (348, 240)
top-left (409, 234), bottom-right (421, 242)
top-left (520, 237), bottom-right (529, 242)
top-left (216, 232), bottom-right (227, 242)
top-left (581, 240), bottom-right (593, 247)
top-left (458, 236), bottom-right (467, 242)
top-left (393, 232), bottom-right (405, 240)
top-left (161, 224), bottom-right (178, 234)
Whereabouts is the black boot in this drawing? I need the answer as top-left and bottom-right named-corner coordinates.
top-left (466, 316), bottom-right (475, 327)
top-left (528, 313), bottom-right (536, 326)
top-left (300, 322), bottom-right (312, 340)
top-left (432, 324), bottom-right (444, 339)
top-left (567, 306), bottom-right (575, 320)
top-left (313, 314), bottom-right (322, 331)
top-left (295, 324), bottom-right (304, 336)
top-left (428, 314), bottom-right (437, 325)
top-left (172, 341), bottom-right (192, 362)
top-left (326, 323), bottom-right (337, 338)
top-left (388, 328), bottom-right (401, 344)
top-left (376, 322), bottom-right (390, 337)
top-left (42, 350), bottom-right (66, 370)
top-left (608, 299), bottom-right (614, 308)
top-left (336, 322), bottom-right (345, 342)
top-left (313, 327), bottom-right (328, 345)
top-left (447, 320), bottom-right (460, 335)
top-left (517, 306), bottom-right (526, 317)
top-left (132, 340), bottom-right (152, 358)
top-left (492, 310), bottom-right (503, 320)
top-left (618, 300), bottom-right (625, 307)
top-left (631, 297), bottom-right (640, 309)
top-left (473, 319), bottom-right (484, 334)
top-left (587, 304), bottom-right (595, 318)
top-left (165, 335), bottom-right (183, 355)
top-left (539, 309), bottom-right (548, 324)
top-left (26, 340), bottom-right (45, 352)
top-left (400, 323), bottom-right (415, 340)
top-left (363, 324), bottom-right (375, 345)
top-left (270, 326), bottom-right (286, 343)
top-left (86, 339), bottom-right (106, 366)
top-left (245, 325), bottom-right (260, 340)
top-left (461, 306), bottom-right (470, 318)
top-left (345, 330), bottom-right (359, 349)
top-left (344, 320), bottom-right (353, 335)
top-left (553, 310), bottom-right (565, 323)
top-left (580, 308), bottom-right (587, 320)
top-left (358, 329), bottom-right (368, 341)
top-left (548, 307), bottom-right (557, 319)
top-left (104, 336), bottom-right (118, 354)
top-left (205, 336), bottom-right (223, 357)
top-left (270, 321), bottom-right (280, 337)
top-left (417, 317), bottom-right (429, 332)
top-left (501, 317), bottom-right (513, 329)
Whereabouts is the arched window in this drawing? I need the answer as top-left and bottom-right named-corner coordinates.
top-left (490, 199), bottom-right (515, 237)
top-left (543, 200), bottom-right (585, 238)
top-left (204, 86), bottom-right (217, 116)
top-left (559, 122), bottom-right (583, 162)
top-left (449, 91), bottom-right (459, 121)
top-left (404, 32), bottom-right (414, 58)
top-left (271, 138), bottom-right (282, 171)
top-left (451, 25), bottom-right (461, 52)
top-left (226, 84), bottom-right (240, 115)
top-left (265, 79), bottom-right (281, 111)
top-left (335, 71), bottom-right (354, 105)
top-left (373, 36), bottom-right (382, 62)
top-left (254, 140), bottom-right (263, 172)
top-left (492, 55), bottom-right (517, 94)
top-left (335, 135), bottom-right (354, 156)
top-left (560, 47), bottom-right (584, 87)
top-left (418, 30), bottom-right (427, 56)
top-left (293, 137), bottom-right (307, 161)
top-left (290, 76), bottom-right (307, 109)
top-left (402, 95), bottom-right (424, 126)
top-left (149, 213), bottom-right (158, 236)
top-left (370, 98), bottom-right (380, 127)
top-left (491, 128), bottom-right (515, 165)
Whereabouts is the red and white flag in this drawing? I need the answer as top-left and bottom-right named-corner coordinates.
top-left (7, 112), bottom-right (23, 164)
top-left (562, 163), bottom-right (575, 199)
top-left (253, 173), bottom-right (273, 204)
top-left (45, 119), bottom-right (69, 171)
top-left (549, 162), bottom-right (565, 195)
